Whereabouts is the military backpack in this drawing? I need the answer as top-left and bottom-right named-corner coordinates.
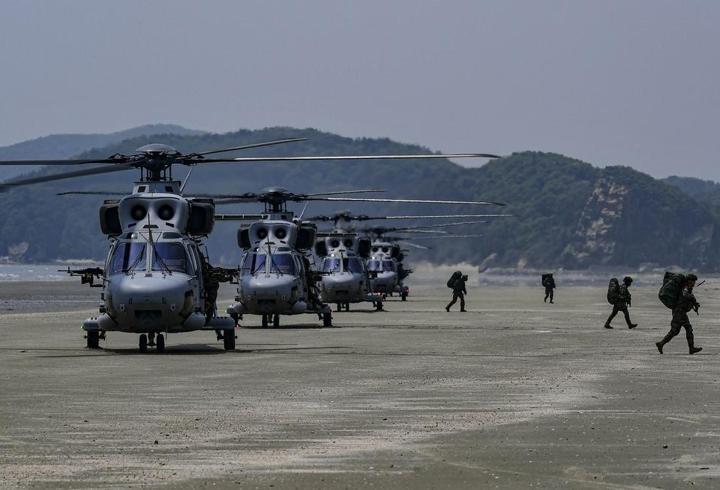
top-left (607, 278), bottom-right (620, 304)
top-left (447, 271), bottom-right (462, 289)
top-left (659, 272), bottom-right (686, 309)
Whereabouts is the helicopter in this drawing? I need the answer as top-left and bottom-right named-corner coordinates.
top-left (211, 188), bottom-right (497, 322)
top-left (0, 139), bottom-right (501, 350)
top-left (308, 211), bottom-right (507, 311)
top-left (360, 222), bottom-right (489, 300)
top-left (307, 212), bottom-right (509, 303)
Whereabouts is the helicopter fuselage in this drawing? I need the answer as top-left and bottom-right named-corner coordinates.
top-left (227, 217), bottom-right (331, 323)
top-left (83, 185), bottom-right (233, 336)
top-left (316, 235), bottom-right (380, 307)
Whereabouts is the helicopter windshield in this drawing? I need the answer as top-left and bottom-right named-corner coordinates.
top-left (109, 242), bottom-right (147, 274)
top-left (322, 258), bottom-right (341, 273)
top-left (382, 260), bottom-right (396, 272)
top-left (152, 242), bottom-right (191, 273)
top-left (367, 259), bottom-right (381, 272)
top-left (344, 258), bottom-right (365, 274)
top-left (241, 253), bottom-right (267, 275)
top-left (270, 254), bottom-right (296, 274)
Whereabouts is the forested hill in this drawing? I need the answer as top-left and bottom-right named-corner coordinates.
top-left (1, 126), bottom-right (719, 271)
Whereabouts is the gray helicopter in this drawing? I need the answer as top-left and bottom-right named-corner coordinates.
top-left (213, 189), bottom-right (485, 320)
top-left (308, 209), bottom-right (507, 311)
top-left (0, 140), bottom-right (501, 350)
top-left (361, 223), bottom-right (481, 300)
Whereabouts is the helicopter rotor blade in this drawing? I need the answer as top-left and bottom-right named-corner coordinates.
top-left (307, 197), bottom-right (505, 206)
top-left (188, 138), bottom-right (308, 157)
top-left (215, 214), bottom-right (266, 221)
top-left (303, 189), bottom-right (385, 197)
top-left (408, 234), bottom-right (484, 239)
top-left (57, 191), bottom-right (126, 196)
top-left (400, 242), bottom-right (433, 250)
top-left (0, 164), bottom-right (135, 192)
top-left (384, 214), bottom-right (511, 219)
top-left (306, 213), bottom-right (511, 222)
top-left (0, 158), bottom-right (125, 166)
top-left (194, 153), bottom-right (500, 164)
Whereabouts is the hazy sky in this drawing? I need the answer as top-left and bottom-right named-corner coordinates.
top-left (1, 1), bottom-right (719, 179)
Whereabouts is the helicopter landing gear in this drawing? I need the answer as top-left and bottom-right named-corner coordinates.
top-left (86, 331), bottom-right (100, 349)
top-left (322, 312), bottom-right (333, 328)
top-left (156, 333), bottom-right (165, 353)
top-left (139, 334), bottom-right (148, 353)
top-left (272, 314), bottom-right (280, 328)
top-left (223, 330), bottom-right (236, 351)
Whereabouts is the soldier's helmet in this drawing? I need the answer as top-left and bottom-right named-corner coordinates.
top-left (623, 276), bottom-right (633, 285)
top-left (687, 273), bottom-right (698, 282)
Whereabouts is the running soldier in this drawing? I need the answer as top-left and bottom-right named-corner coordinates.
top-left (656, 273), bottom-right (703, 355)
top-left (604, 276), bottom-right (638, 329)
top-left (446, 272), bottom-right (468, 312)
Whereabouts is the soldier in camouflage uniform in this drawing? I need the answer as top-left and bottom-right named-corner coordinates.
top-left (446, 274), bottom-right (468, 312)
top-left (543, 274), bottom-right (556, 303)
top-left (656, 273), bottom-right (703, 355)
top-left (604, 276), bottom-right (638, 329)
top-left (200, 258), bottom-right (237, 339)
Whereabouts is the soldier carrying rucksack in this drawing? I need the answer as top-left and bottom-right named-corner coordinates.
top-left (656, 272), bottom-right (703, 355)
top-left (542, 273), bottom-right (556, 304)
top-left (604, 276), bottom-right (637, 329)
top-left (445, 271), bottom-right (468, 312)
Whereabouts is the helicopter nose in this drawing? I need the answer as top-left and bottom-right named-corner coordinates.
top-left (108, 274), bottom-right (193, 329)
top-left (246, 275), bottom-right (296, 299)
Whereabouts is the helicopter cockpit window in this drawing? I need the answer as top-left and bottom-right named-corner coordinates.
top-left (382, 260), bottom-right (396, 272)
top-left (152, 242), bottom-right (191, 273)
top-left (344, 258), bottom-right (364, 274)
top-left (241, 253), bottom-right (267, 275)
top-left (367, 259), bottom-right (381, 272)
top-left (322, 258), bottom-right (341, 273)
top-left (270, 254), bottom-right (296, 274)
top-left (109, 242), bottom-right (147, 274)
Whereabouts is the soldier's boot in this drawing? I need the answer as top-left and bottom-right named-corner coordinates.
top-left (604, 323), bottom-right (613, 329)
top-left (628, 323), bottom-right (638, 329)
top-left (445, 305), bottom-right (450, 312)
top-left (656, 341), bottom-right (664, 354)
top-left (690, 346), bottom-right (703, 355)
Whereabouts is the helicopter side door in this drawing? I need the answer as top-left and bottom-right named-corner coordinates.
top-left (185, 242), bottom-right (203, 310)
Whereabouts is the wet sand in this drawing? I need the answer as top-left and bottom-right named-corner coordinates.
top-left (1, 281), bottom-right (719, 488)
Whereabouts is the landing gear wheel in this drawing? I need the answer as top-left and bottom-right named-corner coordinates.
top-left (139, 334), bottom-right (148, 353)
top-left (224, 330), bottom-right (236, 351)
top-left (156, 333), bottom-right (165, 353)
top-left (261, 315), bottom-right (269, 328)
top-left (86, 331), bottom-right (100, 349)
top-left (323, 312), bottom-right (333, 328)
top-left (273, 314), bottom-right (280, 328)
